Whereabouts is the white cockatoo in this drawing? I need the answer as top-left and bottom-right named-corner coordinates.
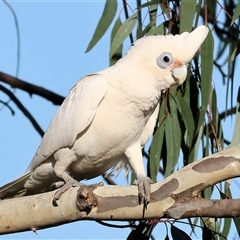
top-left (0, 26), bottom-right (209, 206)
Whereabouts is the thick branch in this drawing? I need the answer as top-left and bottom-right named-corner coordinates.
top-left (1, 145), bottom-right (240, 235)
top-left (168, 198), bottom-right (240, 218)
top-left (0, 72), bottom-right (65, 105)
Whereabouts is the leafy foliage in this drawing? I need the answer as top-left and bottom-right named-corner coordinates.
top-left (86, 0), bottom-right (240, 239)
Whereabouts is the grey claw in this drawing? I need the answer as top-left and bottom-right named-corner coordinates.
top-left (52, 179), bottom-right (83, 206)
top-left (133, 175), bottom-right (153, 208)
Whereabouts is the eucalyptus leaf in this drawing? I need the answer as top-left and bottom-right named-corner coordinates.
top-left (110, 13), bottom-right (137, 58)
top-left (85, 0), bottom-right (117, 52)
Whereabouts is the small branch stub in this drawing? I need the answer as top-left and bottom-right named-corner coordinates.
top-left (76, 182), bottom-right (104, 213)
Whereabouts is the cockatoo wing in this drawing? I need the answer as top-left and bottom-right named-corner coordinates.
top-left (0, 172), bottom-right (32, 198)
top-left (140, 103), bottom-right (160, 146)
top-left (27, 74), bottom-right (108, 171)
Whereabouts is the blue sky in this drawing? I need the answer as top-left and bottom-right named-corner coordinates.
top-left (0, 1), bottom-right (239, 239)
top-left (0, 1), bottom-right (130, 239)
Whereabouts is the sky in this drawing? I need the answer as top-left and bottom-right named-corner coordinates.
top-left (0, 1), bottom-right (239, 239)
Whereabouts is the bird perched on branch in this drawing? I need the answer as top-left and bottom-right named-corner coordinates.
top-left (0, 26), bottom-right (209, 207)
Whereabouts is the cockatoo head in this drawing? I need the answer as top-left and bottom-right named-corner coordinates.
top-left (130, 26), bottom-right (209, 90)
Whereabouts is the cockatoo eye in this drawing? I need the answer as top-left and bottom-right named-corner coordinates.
top-left (156, 52), bottom-right (173, 69)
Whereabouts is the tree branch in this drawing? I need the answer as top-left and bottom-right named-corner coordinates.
top-left (169, 198), bottom-right (240, 219)
top-left (1, 145), bottom-right (240, 235)
top-left (0, 72), bottom-right (65, 105)
top-left (219, 106), bottom-right (237, 120)
top-left (0, 84), bottom-right (44, 137)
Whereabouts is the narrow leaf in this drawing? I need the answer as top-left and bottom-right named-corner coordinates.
top-left (147, 23), bottom-right (165, 36)
top-left (220, 218), bottom-right (231, 240)
top-left (149, 102), bottom-right (165, 182)
top-left (233, 217), bottom-right (240, 237)
top-left (137, 22), bottom-right (152, 39)
top-left (210, 88), bottom-right (224, 149)
top-left (231, 1), bottom-right (240, 26)
top-left (110, 13), bottom-right (137, 58)
top-left (165, 113), bottom-right (179, 177)
top-left (164, 234), bottom-right (170, 240)
top-left (180, 0), bottom-right (196, 33)
top-left (169, 92), bottom-right (181, 159)
top-left (230, 87), bottom-right (240, 147)
top-left (171, 224), bottom-right (192, 240)
top-left (109, 17), bottom-right (122, 66)
top-left (220, 182), bottom-right (232, 239)
top-left (175, 92), bottom-right (194, 146)
top-left (202, 224), bottom-right (215, 240)
top-left (189, 124), bottom-right (204, 163)
top-left (127, 221), bottom-right (156, 240)
top-left (196, 29), bottom-right (214, 133)
top-left (85, 0), bottom-right (117, 52)
top-left (226, 41), bottom-right (237, 117)
top-left (138, 0), bottom-right (159, 9)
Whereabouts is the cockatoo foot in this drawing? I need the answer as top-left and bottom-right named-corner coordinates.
top-left (133, 174), bottom-right (153, 209)
top-left (52, 177), bottom-right (84, 206)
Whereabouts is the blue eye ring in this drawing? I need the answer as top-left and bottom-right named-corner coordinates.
top-left (156, 52), bottom-right (173, 69)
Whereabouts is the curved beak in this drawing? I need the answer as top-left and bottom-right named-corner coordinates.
top-left (171, 65), bottom-right (188, 85)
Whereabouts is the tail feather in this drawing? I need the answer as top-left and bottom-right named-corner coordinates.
top-left (0, 171), bottom-right (32, 199)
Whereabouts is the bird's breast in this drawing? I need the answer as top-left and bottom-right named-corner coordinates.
top-left (68, 81), bottom-right (158, 180)
top-left (69, 92), bottom-right (148, 179)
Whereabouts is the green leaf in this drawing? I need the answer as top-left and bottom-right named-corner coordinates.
top-left (148, 0), bottom-right (158, 28)
top-left (233, 217), bottom-right (240, 237)
top-left (175, 92), bottom-right (194, 147)
top-left (137, 22), bottom-right (152, 39)
top-left (220, 218), bottom-right (231, 240)
top-left (110, 13), bottom-right (137, 58)
top-left (196, 29), bottom-right (214, 133)
top-left (147, 23), bottom-right (165, 36)
top-left (171, 224), bottom-right (192, 240)
top-left (188, 217), bottom-right (199, 238)
top-left (137, 0), bottom-right (159, 10)
top-left (169, 92), bottom-right (181, 157)
top-left (203, 186), bottom-right (212, 200)
top-left (180, 0), bottom-right (196, 33)
top-left (202, 224), bottom-right (215, 240)
top-left (210, 88), bottom-right (224, 148)
top-left (226, 40), bottom-right (237, 116)
top-left (229, 87), bottom-right (240, 147)
top-left (85, 0), bottom-right (117, 53)
top-left (189, 124), bottom-right (204, 164)
top-left (204, 218), bottom-right (220, 234)
top-left (194, 0), bottom-right (202, 26)
top-left (149, 102), bottom-right (165, 182)
top-left (165, 111), bottom-right (180, 177)
top-left (220, 182), bottom-right (232, 239)
top-left (165, 116), bottom-right (174, 177)
top-left (138, 22), bottom-right (165, 38)
top-left (126, 221), bottom-right (156, 240)
top-left (109, 17), bottom-right (122, 66)
top-left (231, 0), bottom-right (240, 26)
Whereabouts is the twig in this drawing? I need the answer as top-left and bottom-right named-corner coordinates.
top-left (3, 0), bottom-right (20, 77)
top-left (122, 0), bottom-right (134, 44)
top-left (136, 0), bottom-right (142, 30)
top-left (0, 100), bottom-right (15, 115)
top-left (0, 72), bottom-right (64, 105)
top-left (0, 84), bottom-right (44, 137)
top-left (219, 106), bottom-right (237, 120)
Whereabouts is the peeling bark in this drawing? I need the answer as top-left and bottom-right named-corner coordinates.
top-left (1, 146), bottom-right (240, 235)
